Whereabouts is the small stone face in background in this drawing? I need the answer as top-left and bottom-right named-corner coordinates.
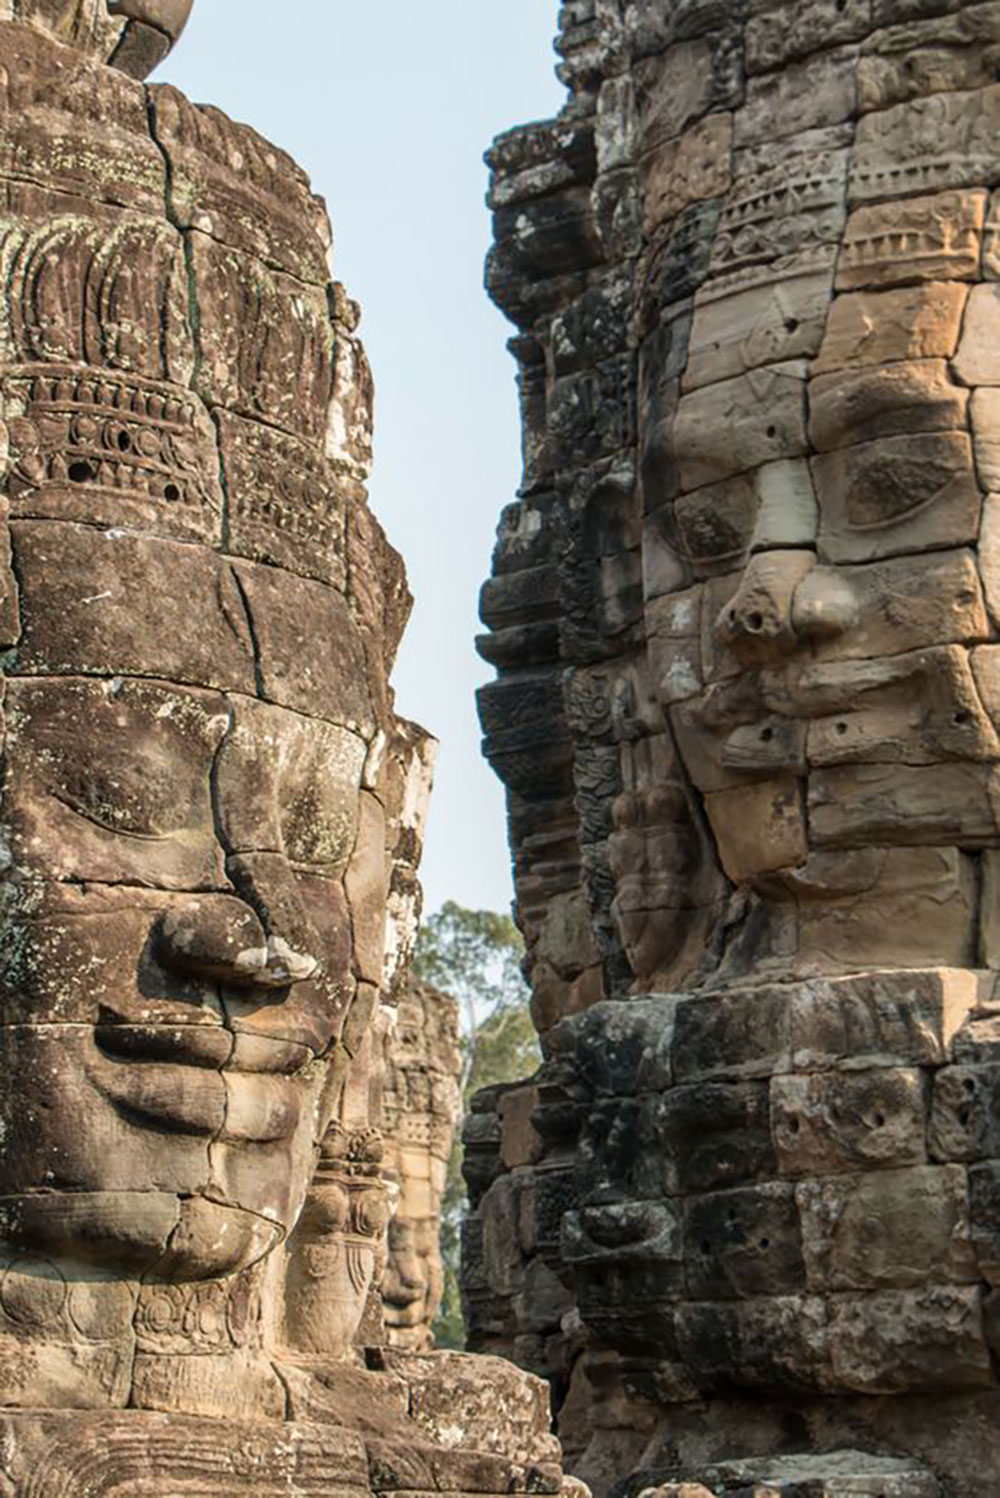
top-left (474, 2), bottom-right (1000, 1495)
top-left (380, 977), bottom-right (462, 1349)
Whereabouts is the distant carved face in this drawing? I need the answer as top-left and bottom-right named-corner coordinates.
top-left (637, 64), bottom-right (1000, 979)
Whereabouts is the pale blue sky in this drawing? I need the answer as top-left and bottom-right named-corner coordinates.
top-left (161, 3), bottom-right (564, 917)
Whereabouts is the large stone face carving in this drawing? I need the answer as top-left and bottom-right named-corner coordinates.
top-left (475, 3), bottom-right (1000, 1495)
top-left (0, 8), bottom-right (567, 1493)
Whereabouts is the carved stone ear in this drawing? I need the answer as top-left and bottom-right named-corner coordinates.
top-left (107, 0), bottom-right (193, 78)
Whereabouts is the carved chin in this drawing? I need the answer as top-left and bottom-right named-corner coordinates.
top-left (0, 1191), bottom-right (282, 1279)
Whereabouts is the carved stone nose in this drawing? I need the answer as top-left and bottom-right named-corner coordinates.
top-left (157, 892), bottom-right (319, 990)
top-left (791, 566), bottom-right (860, 642)
top-left (715, 550), bottom-right (815, 659)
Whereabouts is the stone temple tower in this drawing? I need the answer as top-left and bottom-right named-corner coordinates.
top-left (471, 3), bottom-right (1000, 1495)
top-left (0, 3), bottom-right (571, 1492)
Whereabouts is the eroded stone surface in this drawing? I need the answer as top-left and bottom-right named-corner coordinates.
top-left (474, 3), bottom-right (1000, 1495)
top-left (0, 8), bottom-right (568, 1496)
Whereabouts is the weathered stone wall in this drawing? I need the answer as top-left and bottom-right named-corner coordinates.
top-left (474, 3), bottom-right (1000, 1494)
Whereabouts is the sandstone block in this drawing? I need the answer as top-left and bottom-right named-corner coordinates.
top-left (577, 1258), bottom-right (685, 1356)
top-left (953, 281), bottom-right (1000, 383)
top-left (978, 846), bottom-right (1000, 967)
top-left (971, 387), bottom-right (1000, 493)
top-left (858, 5), bottom-right (1000, 114)
top-left (675, 364), bottom-right (809, 489)
top-left (641, 113), bottom-right (734, 236)
top-left (746, 0), bottom-right (873, 74)
top-left (2, 363), bottom-right (222, 541)
top-left (800, 550), bottom-right (988, 662)
top-left (808, 762), bottom-right (1000, 848)
top-left (710, 130), bottom-right (849, 283)
top-left (216, 410), bottom-right (350, 591)
top-left (150, 85), bottom-right (330, 285)
top-left (671, 700), bottom-right (806, 796)
top-left (10, 520), bottom-right (255, 693)
top-left (231, 562), bottom-right (374, 735)
top-left (752, 459), bottom-right (820, 551)
top-left (709, 548), bottom-right (815, 668)
top-left (2, 675), bottom-right (228, 890)
top-left (563, 1200), bottom-right (682, 1271)
top-left (704, 776), bottom-right (808, 881)
top-left (797, 1165), bottom-right (976, 1291)
top-left (792, 846), bottom-right (978, 976)
top-left (481, 1177), bottom-right (527, 1299)
top-left (684, 1182), bottom-right (805, 1300)
top-left (635, 35), bottom-right (743, 151)
top-left (500, 1085), bottom-right (544, 1170)
top-left (645, 1081), bottom-right (776, 1194)
top-left (557, 996), bottom-right (677, 1097)
top-left (215, 696), bottom-right (367, 869)
top-left (0, 23), bottom-right (166, 211)
top-left (803, 646), bottom-right (999, 768)
top-left (812, 282), bottom-right (969, 373)
top-left (836, 190), bottom-right (986, 290)
top-left (0, 881), bottom-right (226, 1027)
top-left (189, 233), bottom-right (334, 444)
top-left (771, 1069), bottom-right (928, 1177)
top-left (789, 969), bottom-right (982, 1070)
top-left (676, 1295), bottom-right (830, 1394)
top-left (827, 1285), bottom-right (993, 1392)
top-left (976, 495), bottom-right (1000, 627)
top-left (983, 185), bottom-right (1000, 277)
top-left (809, 360), bottom-right (969, 451)
top-left (813, 431), bottom-right (982, 563)
top-left (851, 83), bottom-right (1000, 202)
top-left (344, 791), bottom-right (390, 985)
top-left (683, 270), bottom-right (834, 391)
top-left (667, 478), bottom-right (757, 580)
top-left (0, 1412), bottom-right (377, 1494)
top-left (930, 1065), bottom-right (1000, 1162)
top-left (735, 46), bottom-right (859, 147)
top-left (969, 1161), bottom-right (1000, 1282)
top-left (673, 987), bottom-right (795, 1085)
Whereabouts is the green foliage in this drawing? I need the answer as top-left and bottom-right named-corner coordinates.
top-left (413, 901), bottom-right (540, 1349)
top-left (413, 901), bottom-right (526, 1027)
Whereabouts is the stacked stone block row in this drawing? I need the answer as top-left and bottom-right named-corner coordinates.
top-left (550, 971), bottom-right (1000, 1398)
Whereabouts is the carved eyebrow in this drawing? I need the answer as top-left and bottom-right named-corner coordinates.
top-left (49, 790), bottom-right (171, 843)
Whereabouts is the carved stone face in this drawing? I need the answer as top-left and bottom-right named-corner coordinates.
top-left (379, 980), bottom-right (460, 1350)
top-left (0, 529), bottom-right (388, 1280)
top-left (0, 16), bottom-right (411, 1298)
top-left (638, 49), bottom-right (1000, 982)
